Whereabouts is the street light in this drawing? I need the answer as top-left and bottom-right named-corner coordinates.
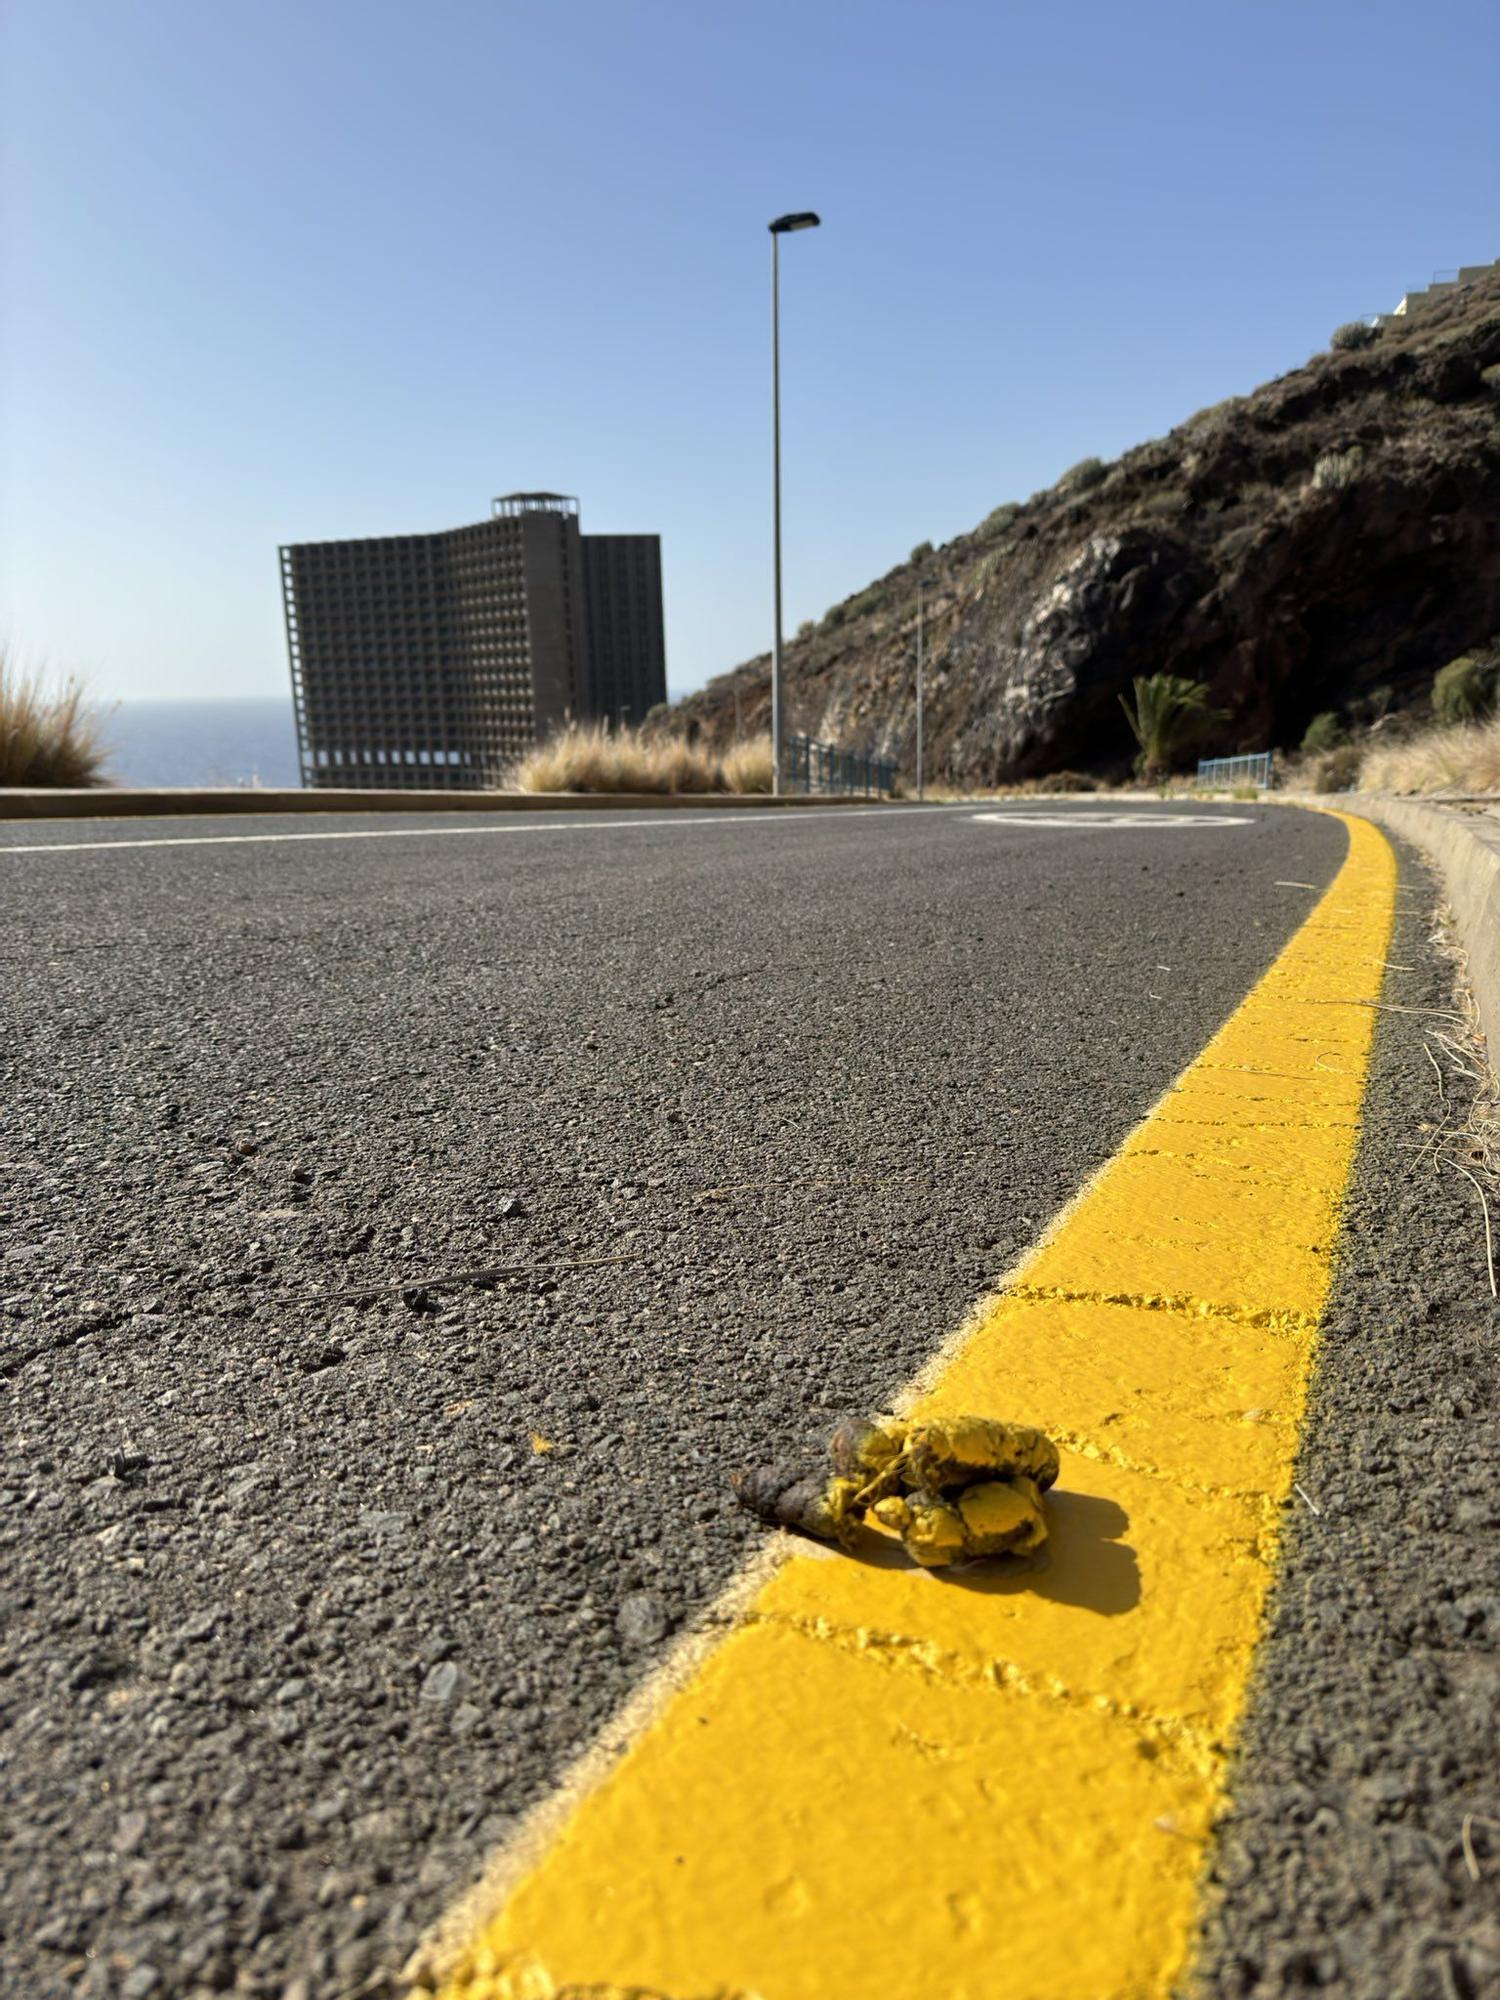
top-left (769, 210), bottom-right (820, 796)
top-left (915, 571), bottom-right (936, 802)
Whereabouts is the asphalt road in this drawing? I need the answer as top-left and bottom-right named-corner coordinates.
top-left (1, 799), bottom-right (1485, 1999)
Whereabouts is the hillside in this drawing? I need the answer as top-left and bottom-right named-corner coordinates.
top-left (673, 266), bottom-right (1500, 784)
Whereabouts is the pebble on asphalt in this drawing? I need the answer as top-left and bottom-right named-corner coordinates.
top-left (420, 1661), bottom-right (467, 1706)
top-left (616, 1592), bottom-right (669, 1649)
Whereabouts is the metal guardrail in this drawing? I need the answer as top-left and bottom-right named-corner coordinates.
top-left (785, 734), bottom-right (897, 797)
top-left (1197, 752), bottom-right (1275, 790)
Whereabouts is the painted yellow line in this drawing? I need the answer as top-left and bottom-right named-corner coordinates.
top-left (412, 813), bottom-right (1396, 2000)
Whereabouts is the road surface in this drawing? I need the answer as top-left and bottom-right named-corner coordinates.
top-left (2, 801), bottom-right (1493, 1998)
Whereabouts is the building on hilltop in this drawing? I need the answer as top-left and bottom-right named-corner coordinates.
top-left (279, 494), bottom-right (666, 790)
top-left (1375, 257), bottom-right (1499, 328)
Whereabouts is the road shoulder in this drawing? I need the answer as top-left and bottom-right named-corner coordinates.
top-left (1192, 833), bottom-right (1500, 1998)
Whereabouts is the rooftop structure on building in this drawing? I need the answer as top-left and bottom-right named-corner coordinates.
top-left (280, 494), bottom-right (665, 791)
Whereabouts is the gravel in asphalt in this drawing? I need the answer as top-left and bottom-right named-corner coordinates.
top-left (0, 799), bottom-right (1425, 1999)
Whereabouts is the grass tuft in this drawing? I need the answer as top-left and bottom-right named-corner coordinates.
top-left (1360, 715), bottom-right (1500, 795)
top-left (510, 722), bottom-right (775, 795)
top-left (719, 737), bottom-right (774, 794)
top-left (1310, 446), bottom-right (1364, 491)
top-left (0, 650), bottom-right (109, 786)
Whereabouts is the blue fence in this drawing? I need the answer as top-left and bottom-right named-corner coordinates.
top-left (785, 734), bottom-right (897, 797)
top-left (1197, 752), bottom-right (1274, 790)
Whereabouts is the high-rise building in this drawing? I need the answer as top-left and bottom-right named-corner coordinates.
top-left (279, 494), bottom-right (666, 790)
top-left (581, 534), bottom-right (668, 728)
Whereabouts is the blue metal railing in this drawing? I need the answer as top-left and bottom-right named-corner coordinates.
top-left (1197, 752), bottom-right (1274, 790)
top-left (785, 734), bottom-right (897, 797)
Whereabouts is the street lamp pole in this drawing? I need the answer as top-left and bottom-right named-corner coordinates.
top-left (769, 211), bottom-right (820, 796)
top-left (916, 574), bottom-right (929, 802)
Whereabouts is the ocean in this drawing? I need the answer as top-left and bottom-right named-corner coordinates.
top-left (99, 697), bottom-right (302, 790)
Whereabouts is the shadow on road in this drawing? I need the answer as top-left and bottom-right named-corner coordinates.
top-left (838, 1488), bottom-right (1141, 1614)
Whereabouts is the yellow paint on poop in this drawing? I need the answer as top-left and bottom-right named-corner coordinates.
top-left (415, 812), bottom-right (1397, 2000)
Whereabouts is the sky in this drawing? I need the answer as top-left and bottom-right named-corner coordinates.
top-left (3, 0), bottom-right (1498, 706)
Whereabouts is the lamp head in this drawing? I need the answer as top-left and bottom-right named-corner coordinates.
top-left (769, 211), bottom-right (821, 234)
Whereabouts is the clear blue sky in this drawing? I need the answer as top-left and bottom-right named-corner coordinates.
top-left (3, 0), bottom-right (1497, 703)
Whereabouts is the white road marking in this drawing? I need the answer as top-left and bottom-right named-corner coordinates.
top-left (1, 803), bottom-right (979, 856)
top-left (972, 811), bottom-right (1254, 829)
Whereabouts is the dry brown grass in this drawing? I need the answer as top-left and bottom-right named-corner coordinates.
top-left (1360, 715), bottom-right (1500, 795)
top-left (0, 652), bottom-right (109, 786)
top-left (511, 722), bottom-right (718, 794)
top-left (718, 737), bottom-right (773, 794)
top-left (511, 722), bottom-right (774, 795)
top-left (1285, 741), bottom-right (1363, 794)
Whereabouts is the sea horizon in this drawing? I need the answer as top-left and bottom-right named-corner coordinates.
top-left (97, 695), bottom-right (302, 790)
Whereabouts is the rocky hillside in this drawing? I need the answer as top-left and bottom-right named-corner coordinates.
top-left (674, 266), bottom-right (1500, 783)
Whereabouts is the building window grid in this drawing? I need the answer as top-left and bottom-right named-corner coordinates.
top-left (287, 511), bottom-right (659, 787)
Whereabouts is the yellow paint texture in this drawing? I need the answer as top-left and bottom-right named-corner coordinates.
top-left (420, 815), bottom-right (1396, 2000)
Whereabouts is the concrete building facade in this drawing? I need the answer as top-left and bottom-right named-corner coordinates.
top-left (280, 494), bottom-right (665, 790)
top-left (581, 533), bottom-right (668, 726)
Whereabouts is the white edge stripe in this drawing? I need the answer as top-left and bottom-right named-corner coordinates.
top-left (1, 803), bottom-right (981, 856)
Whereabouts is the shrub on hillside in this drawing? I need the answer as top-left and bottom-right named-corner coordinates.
top-left (0, 652), bottom-right (108, 787)
top-left (1033, 769), bottom-right (1096, 793)
top-left (1137, 487), bottom-right (1190, 518)
top-left (843, 581), bottom-right (888, 621)
top-left (909, 540), bottom-right (934, 564)
top-left (1432, 651), bottom-right (1498, 725)
top-left (1311, 446), bottom-right (1365, 490)
top-left (1300, 711), bottom-right (1345, 755)
top-left (978, 502), bottom-right (1021, 539)
top-left (1330, 320), bottom-right (1380, 352)
top-left (1309, 742), bottom-right (1364, 793)
top-left (1060, 456), bottom-right (1107, 493)
top-left (1189, 396), bottom-right (1248, 431)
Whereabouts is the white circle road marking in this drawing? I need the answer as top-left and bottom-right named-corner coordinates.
top-left (971, 811), bottom-right (1255, 829)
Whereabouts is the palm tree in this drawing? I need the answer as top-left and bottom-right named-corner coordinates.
top-left (1119, 673), bottom-right (1218, 780)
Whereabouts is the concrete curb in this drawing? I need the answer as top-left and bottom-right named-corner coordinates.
top-left (1332, 793), bottom-right (1500, 1066)
top-left (0, 787), bottom-right (891, 823)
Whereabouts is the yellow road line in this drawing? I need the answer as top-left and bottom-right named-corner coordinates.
top-left (412, 813), bottom-right (1396, 2000)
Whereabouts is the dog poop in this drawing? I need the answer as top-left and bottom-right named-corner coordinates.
top-left (732, 1413), bottom-right (1058, 1568)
